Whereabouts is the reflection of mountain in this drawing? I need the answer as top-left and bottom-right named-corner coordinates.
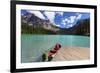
top-left (21, 12), bottom-right (90, 36)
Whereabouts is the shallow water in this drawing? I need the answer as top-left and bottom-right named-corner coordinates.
top-left (21, 34), bottom-right (90, 63)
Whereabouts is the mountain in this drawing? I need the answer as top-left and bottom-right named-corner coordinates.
top-left (21, 12), bottom-right (60, 34)
top-left (56, 19), bottom-right (90, 36)
top-left (68, 19), bottom-right (90, 36)
top-left (21, 12), bottom-right (90, 36)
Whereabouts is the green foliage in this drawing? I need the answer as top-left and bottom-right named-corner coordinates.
top-left (21, 23), bottom-right (56, 34)
top-left (75, 19), bottom-right (90, 36)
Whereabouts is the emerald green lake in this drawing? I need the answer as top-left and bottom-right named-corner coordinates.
top-left (21, 34), bottom-right (90, 63)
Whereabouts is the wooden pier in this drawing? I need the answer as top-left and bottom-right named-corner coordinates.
top-left (52, 47), bottom-right (90, 61)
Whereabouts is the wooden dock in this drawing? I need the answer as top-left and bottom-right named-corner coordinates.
top-left (52, 46), bottom-right (90, 61)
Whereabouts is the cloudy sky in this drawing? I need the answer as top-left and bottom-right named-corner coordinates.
top-left (21, 10), bottom-right (90, 28)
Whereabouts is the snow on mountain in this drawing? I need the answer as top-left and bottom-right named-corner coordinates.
top-left (27, 10), bottom-right (46, 20)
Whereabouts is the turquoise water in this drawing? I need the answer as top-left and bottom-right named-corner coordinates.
top-left (21, 34), bottom-right (90, 63)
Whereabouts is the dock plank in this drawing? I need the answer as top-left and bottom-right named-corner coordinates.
top-left (52, 47), bottom-right (90, 61)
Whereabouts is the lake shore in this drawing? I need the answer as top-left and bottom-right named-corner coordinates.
top-left (52, 46), bottom-right (90, 61)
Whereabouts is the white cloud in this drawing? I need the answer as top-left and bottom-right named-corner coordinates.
top-left (61, 13), bottom-right (82, 23)
top-left (64, 18), bottom-right (68, 21)
top-left (61, 17), bottom-right (75, 25)
top-left (76, 13), bottom-right (82, 19)
top-left (62, 22), bottom-right (66, 26)
top-left (28, 10), bottom-right (46, 20)
top-left (56, 12), bottom-right (63, 16)
top-left (56, 24), bottom-right (61, 27)
top-left (43, 11), bottom-right (56, 23)
top-left (62, 18), bottom-right (70, 23)
top-left (69, 16), bottom-right (76, 23)
top-left (67, 24), bottom-right (73, 28)
top-left (61, 20), bottom-right (73, 28)
top-left (61, 13), bottom-right (82, 28)
top-left (62, 16), bottom-right (76, 25)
